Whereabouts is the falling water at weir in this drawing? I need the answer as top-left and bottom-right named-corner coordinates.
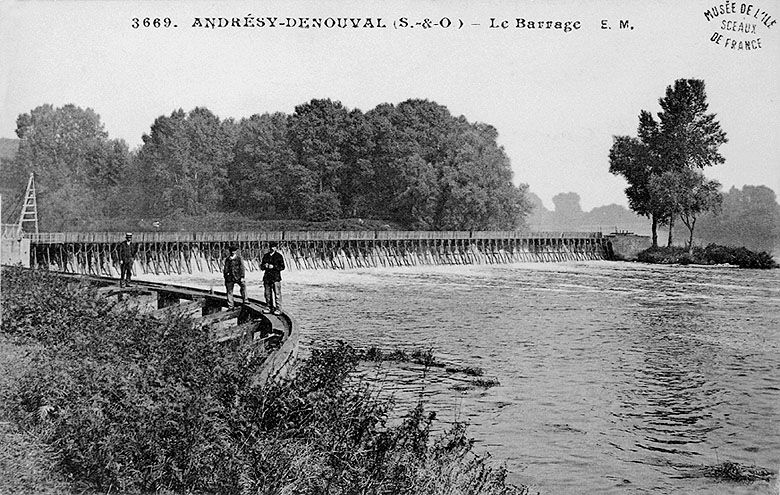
top-left (24, 231), bottom-right (609, 276)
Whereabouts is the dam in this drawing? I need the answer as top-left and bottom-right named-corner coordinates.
top-left (4, 230), bottom-right (612, 276)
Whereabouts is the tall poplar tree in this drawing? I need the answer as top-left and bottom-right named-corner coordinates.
top-left (609, 79), bottom-right (727, 246)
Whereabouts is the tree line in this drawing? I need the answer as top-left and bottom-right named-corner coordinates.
top-left (0, 99), bottom-right (532, 232)
top-left (697, 185), bottom-right (780, 253)
top-left (527, 188), bottom-right (780, 253)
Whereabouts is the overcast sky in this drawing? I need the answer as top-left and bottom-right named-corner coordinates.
top-left (1, 0), bottom-right (777, 211)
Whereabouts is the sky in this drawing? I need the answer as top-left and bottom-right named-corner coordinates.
top-left (0, 0), bottom-right (778, 211)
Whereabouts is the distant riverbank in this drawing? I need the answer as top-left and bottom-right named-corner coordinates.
top-left (636, 244), bottom-right (778, 269)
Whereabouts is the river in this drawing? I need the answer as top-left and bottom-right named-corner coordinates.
top-left (149, 260), bottom-right (780, 494)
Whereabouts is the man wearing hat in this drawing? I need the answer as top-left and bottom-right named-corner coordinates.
top-left (117, 233), bottom-right (137, 287)
top-left (223, 245), bottom-right (246, 308)
top-left (260, 241), bottom-right (285, 315)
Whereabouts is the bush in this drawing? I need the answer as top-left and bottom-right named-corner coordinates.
top-left (636, 246), bottom-right (689, 265)
top-left (2, 267), bottom-right (527, 494)
top-left (3, 268), bottom-right (253, 492)
top-left (700, 243), bottom-right (778, 268)
top-left (635, 244), bottom-right (777, 269)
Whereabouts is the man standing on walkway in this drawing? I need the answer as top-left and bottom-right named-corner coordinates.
top-left (117, 233), bottom-right (137, 287)
top-left (260, 241), bottom-right (285, 315)
top-left (223, 245), bottom-right (246, 308)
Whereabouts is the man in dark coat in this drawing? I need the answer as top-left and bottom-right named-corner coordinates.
top-left (260, 241), bottom-right (285, 314)
top-left (117, 232), bottom-right (137, 287)
top-left (223, 245), bottom-right (246, 308)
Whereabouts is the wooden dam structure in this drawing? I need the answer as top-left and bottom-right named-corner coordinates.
top-left (13, 230), bottom-right (611, 276)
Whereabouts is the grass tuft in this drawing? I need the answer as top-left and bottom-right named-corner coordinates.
top-left (700, 461), bottom-right (774, 483)
top-left (359, 345), bottom-right (446, 368)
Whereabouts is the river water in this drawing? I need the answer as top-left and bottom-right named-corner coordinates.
top-left (149, 261), bottom-right (780, 494)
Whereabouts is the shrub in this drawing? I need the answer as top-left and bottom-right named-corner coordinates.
top-left (636, 246), bottom-right (689, 265)
top-left (700, 243), bottom-right (778, 268)
top-left (635, 244), bottom-right (777, 269)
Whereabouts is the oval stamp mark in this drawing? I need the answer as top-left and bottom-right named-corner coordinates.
top-left (704, 2), bottom-right (776, 50)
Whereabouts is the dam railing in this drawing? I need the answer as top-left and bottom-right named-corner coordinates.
top-left (19, 230), bottom-right (610, 276)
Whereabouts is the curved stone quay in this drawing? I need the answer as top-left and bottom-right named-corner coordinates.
top-left (20, 230), bottom-right (612, 276)
top-left (46, 272), bottom-right (298, 384)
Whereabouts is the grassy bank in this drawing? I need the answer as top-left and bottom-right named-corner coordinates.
top-left (0, 267), bottom-right (528, 494)
top-left (636, 244), bottom-right (778, 269)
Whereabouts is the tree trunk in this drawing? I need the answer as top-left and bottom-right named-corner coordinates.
top-left (667, 216), bottom-right (674, 247)
top-left (687, 218), bottom-right (696, 254)
top-left (651, 215), bottom-right (658, 247)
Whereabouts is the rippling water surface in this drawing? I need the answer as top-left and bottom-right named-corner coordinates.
top-left (157, 261), bottom-right (780, 494)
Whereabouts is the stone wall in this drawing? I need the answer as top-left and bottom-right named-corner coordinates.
top-left (1, 238), bottom-right (30, 267)
top-left (605, 233), bottom-right (651, 261)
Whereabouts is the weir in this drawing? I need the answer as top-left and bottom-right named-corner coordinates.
top-left (15, 230), bottom-right (609, 276)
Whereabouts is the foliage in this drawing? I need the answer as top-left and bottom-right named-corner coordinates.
top-left (1, 267), bottom-right (527, 494)
top-left (364, 100), bottom-right (531, 230)
top-left (636, 244), bottom-right (777, 268)
top-left (648, 168), bottom-right (721, 251)
top-left (286, 98), bottom-right (353, 201)
top-left (1, 104), bottom-right (130, 230)
top-left (226, 112), bottom-right (299, 217)
top-left (305, 190), bottom-right (343, 222)
top-left (608, 117), bottom-right (662, 220)
top-left (551, 192), bottom-right (583, 216)
top-left (0, 328), bottom-right (71, 493)
top-left (697, 185), bottom-right (780, 253)
top-left (136, 107), bottom-right (236, 216)
top-left (3, 99), bottom-right (531, 232)
top-left (527, 191), bottom-right (652, 234)
top-left (609, 79), bottom-right (727, 246)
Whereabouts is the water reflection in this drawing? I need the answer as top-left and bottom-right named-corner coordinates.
top-left (613, 312), bottom-right (723, 457)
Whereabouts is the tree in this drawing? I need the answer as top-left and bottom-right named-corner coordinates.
top-left (609, 130), bottom-right (664, 247)
top-left (364, 100), bottom-right (530, 230)
top-left (656, 79), bottom-right (727, 245)
top-left (698, 185), bottom-right (780, 252)
top-left (6, 104), bottom-right (130, 230)
top-left (649, 169), bottom-right (721, 252)
top-left (227, 112), bottom-right (299, 217)
top-left (678, 176), bottom-right (721, 253)
top-left (432, 121), bottom-right (530, 230)
top-left (286, 99), bottom-right (352, 220)
top-left (337, 109), bottom-right (374, 218)
top-left (551, 192), bottom-right (583, 216)
top-left (137, 108), bottom-right (235, 216)
top-left (610, 79), bottom-right (727, 246)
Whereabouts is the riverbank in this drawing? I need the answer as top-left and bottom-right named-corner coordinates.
top-left (636, 244), bottom-right (778, 269)
top-left (0, 267), bottom-right (528, 495)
